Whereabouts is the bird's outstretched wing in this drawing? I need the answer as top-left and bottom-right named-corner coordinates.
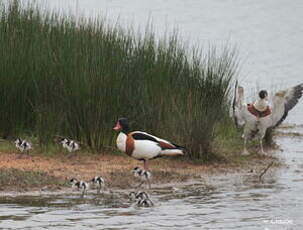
top-left (271, 83), bottom-right (303, 128)
top-left (232, 81), bottom-right (246, 128)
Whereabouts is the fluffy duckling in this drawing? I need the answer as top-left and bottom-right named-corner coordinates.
top-left (61, 138), bottom-right (80, 152)
top-left (70, 178), bottom-right (89, 197)
top-left (15, 138), bottom-right (32, 155)
top-left (129, 191), bottom-right (153, 207)
top-left (91, 176), bottom-right (105, 194)
top-left (129, 191), bottom-right (149, 201)
top-left (132, 167), bottom-right (152, 189)
top-left (137, 197), bottom-right (154, 207)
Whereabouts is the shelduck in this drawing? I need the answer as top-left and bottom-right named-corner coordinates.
top-left (233, 82), bottom-right (303, 155)
top-left (15, 138), bottom-right (32, 154)
top-left (91, 176), bottom-right (105, 194)
top-left (113, 118), bottom-right (185, 171)
top-left (132, 167), bottom-right (152, 188)
top-left (60, 138), bottom-right (80, 152)
top-left (70, 178), bottom-right (89, 196)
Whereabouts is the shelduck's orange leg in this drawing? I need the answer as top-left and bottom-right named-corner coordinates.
top-left (140, 160), bottom-right (151, 189)
top-left (143, 160), bottom-right (151, 189)
top-left (143, 160), bottom-right (149, 171)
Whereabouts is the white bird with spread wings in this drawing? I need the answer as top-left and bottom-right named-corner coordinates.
top-left (232, 81), bottom-right (303, 155)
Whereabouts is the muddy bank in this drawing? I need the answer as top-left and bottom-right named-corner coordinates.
top-left (0, 151), bottom-right (279, 195)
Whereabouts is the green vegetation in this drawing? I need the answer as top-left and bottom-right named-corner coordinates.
top-left (0, 0), bottom-right (239, 161)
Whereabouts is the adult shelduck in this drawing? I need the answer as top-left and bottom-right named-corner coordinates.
top-left (233, 82), bottom-right (303, 155)
top-left (113, 118), bottom-right (185, 171)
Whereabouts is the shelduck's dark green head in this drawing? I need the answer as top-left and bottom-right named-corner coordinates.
top-left (258, 90), bottom-right (268, 99)
top-left (113, 117), bottom-right (129, 134)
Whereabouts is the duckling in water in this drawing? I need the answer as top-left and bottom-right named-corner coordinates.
top-left (129, 191), bottom-right (149, 201)
top-left (128, 191), bottom-right (153, 207)
top-left (136, 197), bottom-right (154, 207)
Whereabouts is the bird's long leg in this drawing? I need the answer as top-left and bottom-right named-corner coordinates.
top-left (143, 160), bottom-right (149, 171)
top-left (81, 190), bottom-right (85, 198)
top-left (242, 137), bottom-right (250, 155)
top-left (259, 138), bottom-right (265, 155)
top-left (143, 160), bottom-right (152, 189)
top-left (147, 179), bottom-right (151, 189)
top-left (135, 181), bottom-right (144, 189)
top-left (97, 184), bottom-right (104, 194)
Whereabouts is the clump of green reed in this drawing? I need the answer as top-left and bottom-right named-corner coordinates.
top-left (0, 0), bottom-right (239, 161)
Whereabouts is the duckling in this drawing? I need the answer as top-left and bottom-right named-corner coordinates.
top-left (136, 196), bottom-right (154, 207)
top-left (61, 138), bottom-right (80, 152)
top-left (70, 178), bottom-right (89, 197)
top-left (15, 138), bottom-right (32, 156)
top-left (128, 191), bottom-right (149, 201)
top-left (132, 167), bottom-right (152, 189)
top-left (128, 191), bottom-right (137, 201)
top-left (91, 176), bottom-right (105, 194)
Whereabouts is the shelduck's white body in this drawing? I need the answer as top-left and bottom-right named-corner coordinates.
top-left (116, 132), bottom-right (127, 152)
top-left (116, 131), bottom-right (183, 160)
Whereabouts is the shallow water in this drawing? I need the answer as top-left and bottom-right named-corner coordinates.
top-left (2, 1), bottom-right (303, 229)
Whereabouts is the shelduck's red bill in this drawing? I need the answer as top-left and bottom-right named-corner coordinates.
top-left (113, 122), bottom-right (121, 131)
